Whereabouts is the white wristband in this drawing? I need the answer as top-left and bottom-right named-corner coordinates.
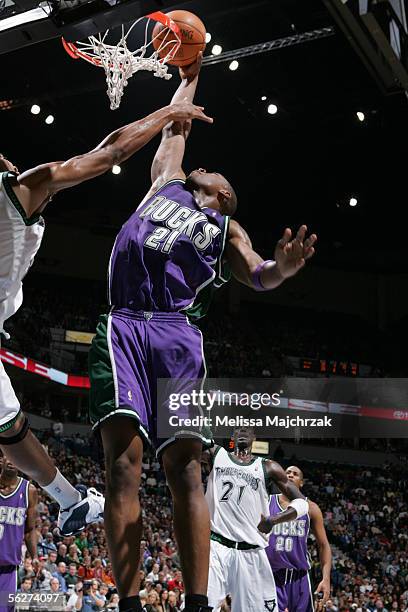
top-left (288, 498), bottom-right (309, 519)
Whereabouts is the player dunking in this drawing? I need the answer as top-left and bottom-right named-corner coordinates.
top-left (262, 466), bottom-right (332, 612)
top-left (0, 452), bottom-right (38, 612)
top-left (88, 54), bottom-right (316, 612)
top-left (204, 428), bottom-right (309, 612)
top-left (0, 98), bottom-right (209, 536)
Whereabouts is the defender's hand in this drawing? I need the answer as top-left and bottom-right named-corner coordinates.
top-left (179, 51), bottom-right (203, 81)
top-left (168, 98), bottom-right (213, 123)
top-left (274, 225), bottom-right (317, 280)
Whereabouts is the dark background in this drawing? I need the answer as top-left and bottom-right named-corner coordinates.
top-left (1, 0), bottom-right (407, 273)
top-left (1, 0), bottom-right (408, 378)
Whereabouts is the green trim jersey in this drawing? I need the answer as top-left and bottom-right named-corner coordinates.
top-left (206, 447), bottom-right (270, 548)
top-left (0, 172), bottom-right (44, 337)
top-left (108, 179), bottom-right (231, 319)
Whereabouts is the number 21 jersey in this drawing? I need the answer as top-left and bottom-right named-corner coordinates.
top-left (205, 447), bottom-right (270, 548)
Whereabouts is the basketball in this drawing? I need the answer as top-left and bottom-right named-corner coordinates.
top-left (152, 10), bottom-right (206, 67)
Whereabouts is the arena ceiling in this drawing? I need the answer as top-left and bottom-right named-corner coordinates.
top-left (1, 0), bottom-right (407, 273)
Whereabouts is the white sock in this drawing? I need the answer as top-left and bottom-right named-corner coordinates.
top-left (42, 470), bottom-right (82, 510)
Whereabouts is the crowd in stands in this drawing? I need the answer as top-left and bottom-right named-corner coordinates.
top-left (12, 431), bottom-right (408, 612)
top-left (3, 280), bottom-right (408, 610)
top-left (2, 283), bottom-right (396, 377)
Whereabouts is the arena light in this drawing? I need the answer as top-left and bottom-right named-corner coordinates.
top-left (205, 32), bottom-right (211, 43)
top-left (112, 164), bottom-right (121, 175)
top-left (45, 114), bottom-right (54, 125)
top-left (267, 103), bottom-right (278, 115)
top-left (356, 111), bottom-right (365, 122)
top-left (211, 44), bottom-right (222, 56)
top-left (0, 3), bottom-right (52, 32)
top-left (349, 197), bottom-right (358, 207)
top-left (261, 95), bottom-right (267, 101)
top-left (30, 104), bottom-right (40, 115)
top-left (229, 60), bottom-right (239, 71)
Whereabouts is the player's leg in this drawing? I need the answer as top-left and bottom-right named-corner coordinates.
top-left (162, 438), bottom-right (211, 611)
top-left (0, 565), bottom-right (18, 612)
top-left (230, 549), bottom-right (278, 612)
top-left (0, 362), bottom-right (102, 535)
top-left (272, 571), bottom-right (290, 612)
top-left (151, 314), bottom-right (211, 611)
top-left (89, 312), bottom-right (152, 612)
top-left (288, 573), bottom-right (314, 612)
top-left (207, 540), bottom-right (231, 611)
top-left (100, 417), bottom-right (144, 610)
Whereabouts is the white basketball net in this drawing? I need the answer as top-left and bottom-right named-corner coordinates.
top-left (62, 12), bottom-right (181, 110)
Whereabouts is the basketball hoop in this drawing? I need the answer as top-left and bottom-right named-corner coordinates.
top-left (62, 12), bottom-right (181, 110)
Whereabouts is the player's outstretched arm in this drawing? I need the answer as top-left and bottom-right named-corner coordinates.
top-left (149, 52), bottom-right (207, 191)
top-left (12, 101), bottom-right (212, 218)
top-left (309, 501), bottom-right (332, 604)
top-left (24, 483), bottom-right (38, 560)
top-left (226, 220), bottom-right (317, 291)
top-left (257, 460), bottom-right (308, 533)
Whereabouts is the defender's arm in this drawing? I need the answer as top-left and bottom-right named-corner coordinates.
top-left (12, 102), bottom-right (211, 217)
top-left (258, 461), bottom-right (308, 533)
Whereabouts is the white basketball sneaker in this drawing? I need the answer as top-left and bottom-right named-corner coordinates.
top-left (58, 485), bottom-right (105, 536)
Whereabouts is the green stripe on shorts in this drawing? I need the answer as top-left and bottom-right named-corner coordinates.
top-left (88, 314), bottom-right (116, 428)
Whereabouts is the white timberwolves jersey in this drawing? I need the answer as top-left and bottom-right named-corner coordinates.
top-left (206, 447), bottom-right (270, 548)
top-left (0, 172), bottom-right (44, 336)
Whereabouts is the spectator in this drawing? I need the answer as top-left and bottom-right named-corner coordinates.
top-left (47, 577), bottom-right (62, 594)
top-left (167, 571), bottom-right (183, 593)
top-left (53, 562), bottom-right (68, 592)
top-left (18, 558), bottom-right (35, 584)
top-left (147, 563), bottom-right (160, 583)
top-left (166, 591), bottom-right (180, 611)
top-left (45, 551), bottom-right (58, 574)
top-left (96, 584), bottom-right (109, 605)
top-left (18, 578), bottom-right (33, 594)
top-left (78, 558), bottom-right (95, 581)
top-left (106, 594), bottom-right (119, 611)
top-left (65, 564), bottom-right (79, 589)
top-left (76, 581), bottom-right (104, 612)
top-left (66, 581), bottom-right (83, 612)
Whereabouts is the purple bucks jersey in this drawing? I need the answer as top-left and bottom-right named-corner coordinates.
top-left (0, 478), bottom-right (29, 566)
top-left (266, 494), bottom-right (311, 571)
top-left (108, 179), bottom-right (230, 319)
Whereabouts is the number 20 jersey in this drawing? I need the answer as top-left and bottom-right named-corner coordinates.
top-left (266, 494), bottom-right (310, 570)
top-left (205, 447), bottom-right (270, 548)
top-left (108, 179), bottom-right (230, 319)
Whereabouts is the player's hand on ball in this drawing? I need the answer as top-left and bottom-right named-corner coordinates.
top-left (169, 98), bottom-right (213, 124)
top-left (179, 51), bottom-right (203, 81)
top-left (274, 225), bottom-right (317, 279)
top-left (258, 514), bottom-right (273, 533)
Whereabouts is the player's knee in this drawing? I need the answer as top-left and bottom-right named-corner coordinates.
top-left (0, 413), bottom-right (29, 445)
top-left (164, 455), bottom-right (202, 497)
top-left (105, 452), bottom-right (141, 496)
